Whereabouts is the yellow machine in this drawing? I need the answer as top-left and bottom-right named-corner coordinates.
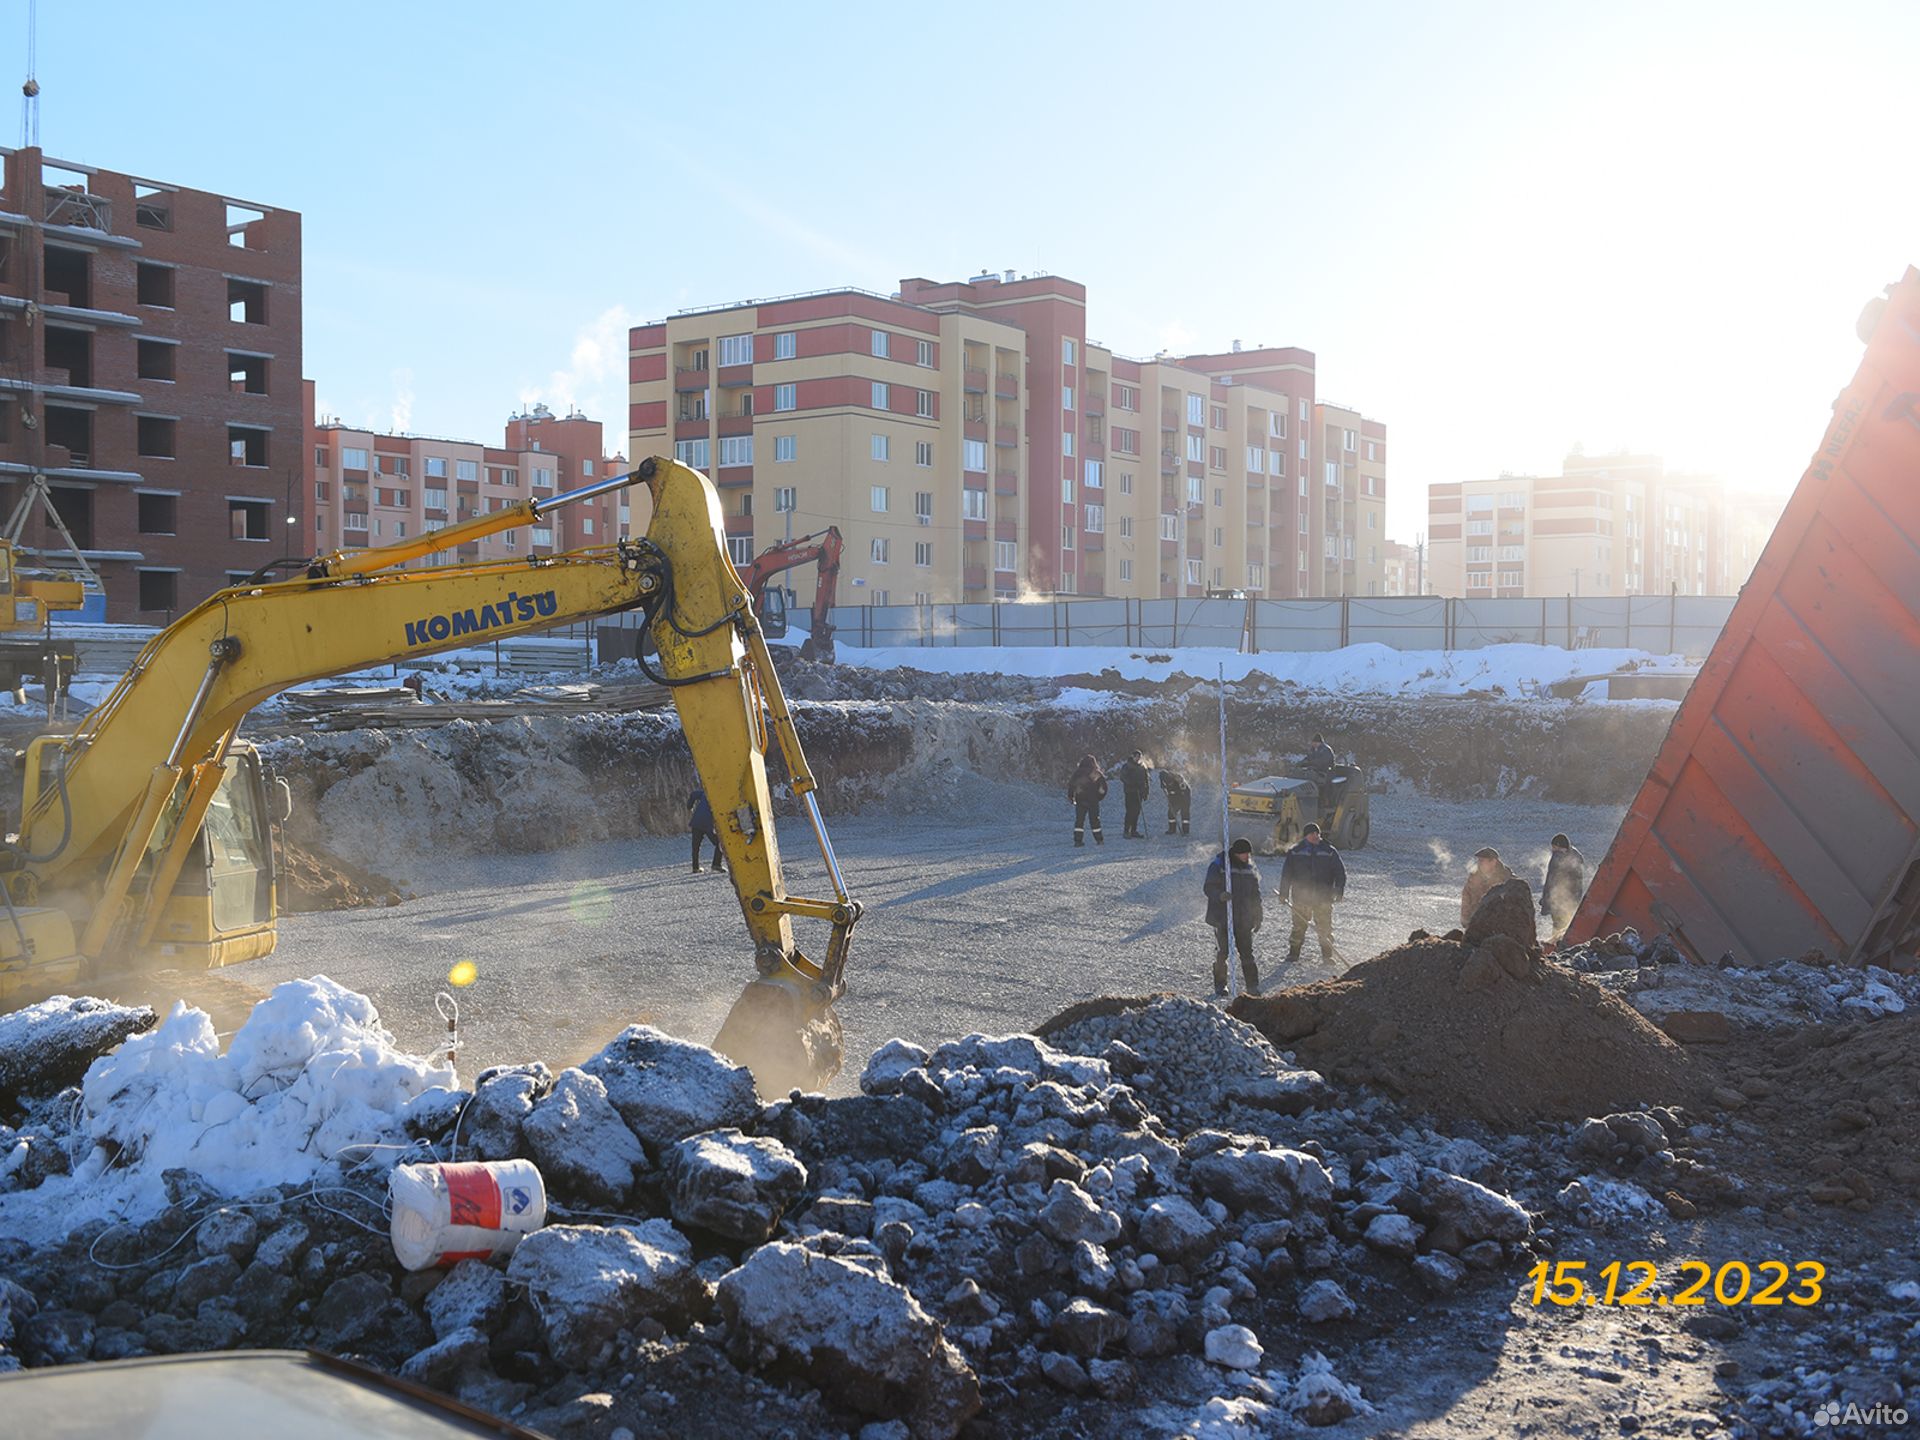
top-left (1227, 762), bottom-right (1372, 854)
top-left (0, 458), bottom-right (860, 1092)
top-left (0, 539), bottom-right (87, 697)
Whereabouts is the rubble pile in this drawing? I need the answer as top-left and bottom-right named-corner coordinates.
top-left (277, 836), bottom-right (410, 913)
top-left (0, 977), bottom-right (1582, 1434)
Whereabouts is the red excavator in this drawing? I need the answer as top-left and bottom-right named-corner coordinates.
top-left (740, 526), bottom-right (842, 663)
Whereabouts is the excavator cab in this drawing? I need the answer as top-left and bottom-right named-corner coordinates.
top-left (759, 583), bottom-right (789, 640)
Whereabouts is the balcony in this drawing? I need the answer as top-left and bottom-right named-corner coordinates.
top-left (995, 424), bottom-right (1018, 448)
top-left (994, 470), bottom-right (1019, 495)
top-left (674, 418), bottom-right (708, 441)
top-left (995, 519), bottom-right (1018, 541)
top-left (674, 367), bottom-right (710, 392)
top-left (964, 564), bottom-right (988, 589)
top-left (995, 374), bottom-right (1017, 399)
top-left (1082, 534), bottom-right (1104, 553)
top-left (1084, 394), bottom-right (1104, 418)
top-left (724, 515), bottom-right (753, 537)
top-left (964, 518), bottom-right (988, 541)
top-left (964, 367), bottom-right (988, 393)
top-left (716, 414), bottom-right (753, 436)
top-left (715, 364), bottom-right (753, 389)
top-left (1161, 409), bottom-right (1179, 432)
top-left (713, 468), bottom-right (752, 488)
top-left (1160, 453), bottom-right (1177, 477)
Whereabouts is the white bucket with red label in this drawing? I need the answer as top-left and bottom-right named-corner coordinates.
top-left (389, 1159), bottom-right (547, 1272)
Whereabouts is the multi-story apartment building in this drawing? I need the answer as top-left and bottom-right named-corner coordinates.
top-left (1310, 403), bottom-right (1388, 596)
top-left (1382, 538), bottom-right (1424, 596)
top-left (0, 146), bottom-right (302, 621)
top-left (306, 389), bottom-right (623, 567)
top-left (1427, 452), bottom-right (1780, 598)
top-left (627, 272), bottom-right (1386, 608)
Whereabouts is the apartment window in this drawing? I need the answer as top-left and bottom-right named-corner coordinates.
top-left (719, 436), bottom-right (753, 467)
top-left (137, 568), bottom-right (178, 613)
top-left (870, 485), bottom-right (889, 512)
top-left (916, 339), bottom-right (933, 367)
top-left (870, 537), bottom-right (890, 564)
top-left (1365, 441), bottom-right (1377, 461)
top-left (914, 541), bottom-right (932, 567)
top-left (1209, 447), bottom-right (1227, 471)
top-left (1299, 437), bottom-right (1308, 460)
top-left (914, 491), bottom-right (932, 524)
top-left (1498, 490), bottom-right (1526, 509)
top-left (1114, 384), bottom-right (1138, 411)
top-left (1269, 412), bottom-right (1286, 439)
top-left (1213, 487), bottom-right (1224, 507)
top-left (420, 457), bottom-right (445, 480)
top-left (995, 540), bottom-right (1017, 571)
top-left (1085, 503), bottom-right (1104, 533)
top-left (1062, 475), bottom-right (1074, 505)
top-left (1466, 520), bottom-right (1492, 536)
top-left (724, 536), bottom-right (754, 567)
top-left (673, 438), bottom-right (710, 469)
top-left (136, 415), bottom-right (177, 459)
top-left (1159, 514), bottom-right (1180, 540)
top-left (963, 438), bottom-right (986, 471)
top-left (773, 486), bottom-right (797, 513)
top-left (136, 492), bottom-right (177, 534)
top-left (1184, 434), bottom-right (1203, 463)
top-left (1212, 526), bottom-right (1224, 547)
top-left (1119, 515), bottom-right (1133, 538)
top-left (424, 488), bottom-right (448, 510)
top-left (1119, 473), bottom-right (1133, 496)
top-left (1062, 431), bottom-right (1074, 457)
top-left (1465, 494), bottom-right (1494, 513)
top-left (914, 441), bottom-right (933, 468)
top-left (1342, 429), bottom-right (1356, 452)
top-left (1062, 385), bottom-right (1074, 412)
top-left (1210, 405), bottom-right (1226, 430)
top-left (1467, 546), bottom-right (1492, 562)
top-left (1344, 537), bottom-right (1354, 560)
top-left (1062, 338), bottom-right (1076, 365)
top-left (1185, 559), bottom-right (1202, 585)
top-left (1118, 559), bottom-right (1132, 582)
top-left (1085, 460), bottom-right (1102, 488)
top-left (774, 383), bottom-right (796, 412)
top-left (344, 511), bottom-right (368, 533)
top-left (1246, 447), bottom-right (1264, 473)
top-left (1367, 511), bottom-right (1377, 530)
top-left (136, 338), bottom-right (177, 382)
top-left (870, 382), bottom-right (890, 411)
top-left (1249, 564), bottom-right (1264, 588)
top-left (1298, 512), bottom-right (1309, 534)
top-left (719, 334), bottom-right (753, 367)
top-left (959, 487), bottom-right (990, 521)
top-left (1500, 545), bottom-right (1526, 562)
top-left (1062, 524), bottom-right (1074, 551)
top-left (228, 278), bottom-right (268, 325)
top-left (1178, 393), bottom-right (1199, 426)
top-left (870, 433), bottom-right (890, 462)
top-left (454, 459), bottom-right (478, 482)
top-left (1187, 476), bottom-right (1203, 505)
top-left (871, 330), bottom-right (889, 359)
top-left (1298, 399), bottom-right (1308, 421)
top-left (132, 260), bottom-right (175, 308)
top-left (227, 498), bottom-right (271, 540)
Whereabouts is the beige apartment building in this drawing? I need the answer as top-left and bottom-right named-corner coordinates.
top-left (1382, 538), bottom-right (1424, 596)
top-left (627, 273), bottom-right (1385, 609)
top-left (305, 386), bottom-right (627, 567)
top-left (1427, 452), bottom-right (1782, 598)
top-left (1311, 403), bottom-right (1389, 596)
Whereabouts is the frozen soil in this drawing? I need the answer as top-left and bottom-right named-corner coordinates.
top-left (246, 783), bottom-right (1629, 1086)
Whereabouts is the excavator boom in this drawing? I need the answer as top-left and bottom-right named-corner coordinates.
top-left (5, 459), bottom-right (859, 1091)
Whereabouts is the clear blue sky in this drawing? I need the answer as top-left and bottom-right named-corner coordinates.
top-left (23, 0), bottom-right (1920, 539)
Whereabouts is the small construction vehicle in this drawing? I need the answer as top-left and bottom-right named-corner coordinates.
top-left (739, 526), bottom-right (842, 662)
top-left (1228, 761), bottom-right (1372, 854)
top-left (0, 538), bottom-right (86, 698)
top-left (0, 457), bottom-right (860, 1093)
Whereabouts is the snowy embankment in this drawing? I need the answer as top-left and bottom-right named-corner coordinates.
top-left (835, 641), bottom-right (1686, 699)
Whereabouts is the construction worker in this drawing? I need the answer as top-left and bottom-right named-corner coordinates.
top-left (688, 786), bottom-right (726, 874)
top-left (1540, 834), bottom-right (1587, 940)
top-left (1067, 754), bottom-right (1108, 847)
top-left (1302, 733), bottom-right (1337, 771)
top-left (1460, 846), bottom-right (1516, 926)
top-left (1117, 750), bottom-right (1153, 839)
top-left (1204, 838), bottom-right (1263, 996)
top-left (1279, 821), bottom-right (1346, 968)
top-left (1160, 768), bottom-right (1192, 835)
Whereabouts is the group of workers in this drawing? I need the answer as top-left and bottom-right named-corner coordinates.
top-left (1065, 751), bottom-right (1191, 845)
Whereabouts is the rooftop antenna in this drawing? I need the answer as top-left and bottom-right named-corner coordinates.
top-left (21, 0), bottom-right (40, 149)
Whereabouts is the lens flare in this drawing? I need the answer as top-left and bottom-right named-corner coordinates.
top-left (447, 960), bottom-right (478, 987)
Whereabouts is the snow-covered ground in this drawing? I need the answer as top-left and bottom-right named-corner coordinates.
top-left (835, 641), bottom-right (1688, 698)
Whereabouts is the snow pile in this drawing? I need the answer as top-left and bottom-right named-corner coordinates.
top-left (0, 976), bottom-right (453, 1242)
top-left (837, 641), bottom-right (1688, 699)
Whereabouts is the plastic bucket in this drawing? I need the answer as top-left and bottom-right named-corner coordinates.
top-left (389, 1159), bottom-right (547, 1272)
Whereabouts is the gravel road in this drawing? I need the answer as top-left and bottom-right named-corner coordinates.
top-left (243, 783), bottom-right (1625, 1088)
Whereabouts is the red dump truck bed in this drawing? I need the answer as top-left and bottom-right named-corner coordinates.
top-left (1572, 267), bottom-right (1920, 967)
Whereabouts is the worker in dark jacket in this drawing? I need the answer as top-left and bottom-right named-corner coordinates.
top-left (1460, 846), bottom-right (1516, 926)
top-left (1067, 754), bottom-right (1108, 847)
top-left (1540, 833), bottom-right (1587, 940)
top-left (1117, 750), bottom-right (1153, 839)
top-left (688, 786), bottom-right (725, 874)
top-left (1160, 768), bottom-right (1192, 835)
top-left (1204, 839), bottom-right (1263, 995)
top-left (1301, 733), bottom-right (1337, 771)
top-left (1279, 822), bottom-right (1347, 967)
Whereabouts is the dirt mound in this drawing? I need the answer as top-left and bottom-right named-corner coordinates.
top-left (1032, 991), bottom-right (1182, 1037)
top-left (1712, 1012), bottom-right (1920, 1211)
top-left (278, 836), bottom-right (409, 912)
top-left (1230, 937), bottom-right (1701, 1127)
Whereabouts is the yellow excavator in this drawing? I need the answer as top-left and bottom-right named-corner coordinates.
top-left (0, 457), bottom-right (860, 1093)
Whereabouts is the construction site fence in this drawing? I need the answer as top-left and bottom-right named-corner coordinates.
top-left (826, 594), bottom-right (1740, 656)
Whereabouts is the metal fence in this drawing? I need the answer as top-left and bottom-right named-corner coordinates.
top-left (827, 594), bottom-right (1739, 656)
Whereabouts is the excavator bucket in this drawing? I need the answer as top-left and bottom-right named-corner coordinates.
top-left (712, 974), bottom-right (845, 1097)
top-left (1572, 269), bottom-right (1920, 967)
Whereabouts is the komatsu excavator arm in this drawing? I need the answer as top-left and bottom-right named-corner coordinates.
top-left (6, 458), bottom-right (860, 1090)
